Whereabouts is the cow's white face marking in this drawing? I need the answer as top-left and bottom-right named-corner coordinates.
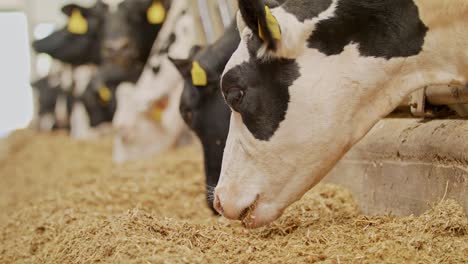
top-left (216, 1), bottom-right (468, 227)
top-left (112, 10), bottom-right (196, 162)
top-left (112, 82), bottom-right (185, 162)
top-left (102, 0), bottom-right (123, 13)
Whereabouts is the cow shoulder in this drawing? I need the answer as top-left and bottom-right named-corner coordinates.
top-left (307, 0), bottom-right (428, 59)
top-left (283, 0), bottom-right (332, 22)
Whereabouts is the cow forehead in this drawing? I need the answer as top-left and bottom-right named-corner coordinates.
top-left (102, 0), bottom-right (124, 13)
top-left (222, 36), bottom-right (300, 141)
top-left (222, 35), bottom-right (250, 77)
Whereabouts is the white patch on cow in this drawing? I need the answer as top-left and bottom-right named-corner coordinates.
top-left (102, 0), bottom-right (123, 13)
top-left (112, 82), bottom-right (186, 162)
top-left (222, 33), bottom-right (250, 79)
top-left (216, 1), bottom-right (468, 228)
top-left (60, 65), bottom-right (73, 92)
top-left (112, 0), bottom-right (196, 162)
top-left (54, 94), bottom-right (68, 128)
top-left (72, 65), bottom-right (96, 96)
top-left (70, 101), bottom-right (93, 139)
top-left (257, 0), bottom-right (339, 59)
top-left (69, 65), bottom-right (98, 140)
top-left (38, 113), bottom-right (55, 131)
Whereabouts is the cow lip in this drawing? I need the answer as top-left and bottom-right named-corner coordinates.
top-left (239, 195), bottom-right (260, 228)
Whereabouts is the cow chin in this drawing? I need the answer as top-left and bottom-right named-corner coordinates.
top-left (215, 122), bottom-right (349, 228)
top-left (216, 166), bottom-right (313, 228)
top-left (215, 142), bottom-right (306, 228)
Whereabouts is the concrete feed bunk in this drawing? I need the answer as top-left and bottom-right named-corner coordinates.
top-left (0, 131), bottom-right (466, 263)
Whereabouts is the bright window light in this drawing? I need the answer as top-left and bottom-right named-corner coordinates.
top-left (0, 12), bottom-right (33, 136)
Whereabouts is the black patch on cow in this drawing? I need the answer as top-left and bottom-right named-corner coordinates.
top-left (159, 33), bottom-right (177, 55)
top-left (283, 0), bottom-right (332, 22)
top-left (100, 0), bottom-right (171, 84)
top-left (307, 0), bottom-right (428, 59)
top-left (222, 37), bottom-right (300, 141)
top-left (32, 77), bottom-right (60, 115)
top-left (172, 20), bottom-right (240, 213)
top-left (79, 77), bottom-right (117, 127)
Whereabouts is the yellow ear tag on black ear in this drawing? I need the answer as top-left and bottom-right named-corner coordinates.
top-left (98, 85), bottom-right (112, 104)
top-left (147, 1), bottom-right (166, 25)
top-left (67, 9), bottom-right (88, 35)
top-left (191, 61), bottom-right (207, 87)
top-left (258, 6), bottom-right (281, 41)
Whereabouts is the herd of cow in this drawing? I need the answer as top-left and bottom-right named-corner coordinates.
top-left (31, 0), bottom-right (467, 228)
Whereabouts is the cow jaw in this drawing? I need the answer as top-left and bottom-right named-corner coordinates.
top-left (215, 99), bottom-right (355, 227)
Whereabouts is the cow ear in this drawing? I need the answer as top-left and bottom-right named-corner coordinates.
top-left (189, 45), bottom-right (203, 59)
top-left (168, 57), bottom-right (192, 77)
top-left (61, 4), bottom-right (88, 17)
top-left (238, 0), bottom-right (282, 51)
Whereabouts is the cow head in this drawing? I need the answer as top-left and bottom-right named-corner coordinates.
top-left (81, 74), bottom-right (117, 127)
top-left (31, 63), bottom-right (75, 131)
top-left (100, 0), bottom-right (171, 83)
top-left (70, 68), bottom-right (117, 139)
top-left (32, 1), bottom-right (107, 65)
top-left (216, 0), bottom-right (431, 227)
top-left (169, 21), bottom-right (240, 214)
top-left (31, 76), bottom-right (62, 131)
top-left (112, 6), bottom-right (195, 163)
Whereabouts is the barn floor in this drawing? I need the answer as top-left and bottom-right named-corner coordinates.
top-left (0, 131), bottom-right (466, 263)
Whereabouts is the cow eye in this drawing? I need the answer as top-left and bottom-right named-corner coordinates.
top-left (225, 88), bottom-right (244, 110)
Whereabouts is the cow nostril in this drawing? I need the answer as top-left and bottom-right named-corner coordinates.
top-left (213, 194), bottom-right (223, 214)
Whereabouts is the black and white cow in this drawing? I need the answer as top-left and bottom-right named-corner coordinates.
top-left (69, 67), bottom-right (117, 139)
top-left (32, 1), bottom-right (107, 133)
top-left (170, 21), bottom-right (240, 213)
top-left (32, 1), bottom-right (107, 65)
top-left (113, 0), bottom-right (195, 162)
top-left (31, 68), bottom-right (74, 131)
top-left (99, 0), bottom-right (172, 84)
top-left (214, 0), bottom-right (468, 228)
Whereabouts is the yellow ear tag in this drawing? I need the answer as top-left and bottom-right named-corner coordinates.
top-left (67, 9), bottom-right (88, 35)
top-left (98, 86), bottom-right (112, 104)
top-left (149, 96), bottom-right (169, 122)
top-left (147, 1), bottom-right (166, 25)
top-left (150, 107), bottom-right (163, 122)
top-left (258, 6), bottom-right (281, 41)
top-left (191, 61), bottom-right (208, 87)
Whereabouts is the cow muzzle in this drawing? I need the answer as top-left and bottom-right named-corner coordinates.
top-left (213, 186), bottom-right (280, 228)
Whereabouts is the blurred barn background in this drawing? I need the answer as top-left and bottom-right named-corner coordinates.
top-left (0, 0), bottom-right (236, 136)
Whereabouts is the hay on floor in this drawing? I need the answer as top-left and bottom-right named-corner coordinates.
top-left (0, 130), bottom-right (466, 263)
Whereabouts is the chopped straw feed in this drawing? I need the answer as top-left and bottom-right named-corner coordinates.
top-left (0, 130), bottom-right (467, 263)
